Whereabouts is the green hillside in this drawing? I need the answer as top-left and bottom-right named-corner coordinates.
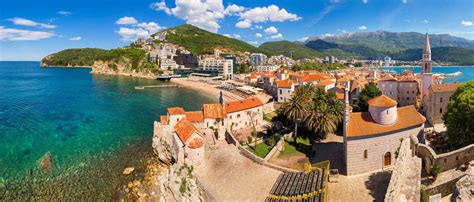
top-left (305, 39), bottom-right (386, 59)
top-left (392, 47), bottom-right (474, 65)
top-left (321, 31), bottom-right (474, 53)
top-left (259, 40), bottom-right (324, 59)
top-left (159, 24), bottom-right (262, 55)
top-left (40, 48), bottom-right (158, 71)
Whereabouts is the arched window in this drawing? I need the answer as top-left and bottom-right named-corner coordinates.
top-left (440, 97), bottom-right (443, 103)
top-left (384, 152), bottom-right (391, 166)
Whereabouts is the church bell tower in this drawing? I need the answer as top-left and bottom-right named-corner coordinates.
top-left (421, 32), bottom-right (433, 112)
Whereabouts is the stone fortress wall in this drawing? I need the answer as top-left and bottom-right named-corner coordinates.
top-left (416, 143), bottom-right (474, 173)
top-left (385, 137), bottom-right (421, 202)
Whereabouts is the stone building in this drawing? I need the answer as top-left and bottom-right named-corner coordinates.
top-left (343, 94), bottom-right (425, 175)
top-left (378, 77), bottom-right (398, 101)
top-left (276, 80), bottom-right (296, 103)
top-left (225, 97), bottom-right (264, 131)
top-left (397, 77), bottom-right (419, 107)
top-left (424, 83), bottom-right (461, 126)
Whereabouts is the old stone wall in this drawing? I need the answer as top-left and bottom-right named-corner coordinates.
top-left (384, 138), bottom-right (421, 202)
top-left (417, 143), bottom-right (474, 173)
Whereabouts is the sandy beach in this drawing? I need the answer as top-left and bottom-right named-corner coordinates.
top-left (171, 78), bottom-right (244, 101)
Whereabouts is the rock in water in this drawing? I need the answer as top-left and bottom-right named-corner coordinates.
top-left (38, 152), bottom-right (54, 173)
top-left (123, 167), bottom-right (135, 175)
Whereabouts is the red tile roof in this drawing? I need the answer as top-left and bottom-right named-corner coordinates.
top-left (188, 137), bottom-right (204, 149)
top-left (431, 83), bottom-right (461, 93)
top-left (185, 111), bottom-right (204, 123)
top-left (168, 107), bottom-right (185, 115)
top-left (224, 97), bottom-right (263, 114)
top-left (276, 80), bottom-right (294, 88)
top-left (174, 118), bottom-right (199, 143)
top-left (160, 115), bottom-right (168, 125)
top-left (317, 79), bottom-right (335, 87)
top-left (202, 104), bottom-right (226, 119)
top-left (300, 74), bottom-right (327, 82)
top-left (368, 95), bottom-right (398, 108)
top-left (347, 106), bottom-right (425, 137)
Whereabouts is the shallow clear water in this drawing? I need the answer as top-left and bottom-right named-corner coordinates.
top-left (379, 66), bottom-right (474, 83)
top-left (0, 61), bottom-right (215, 199)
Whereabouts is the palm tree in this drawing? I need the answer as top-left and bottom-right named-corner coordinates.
top-left (304, 89), bottom-right (345, 140)
top-left (280, 94), bottom-right (306, 143)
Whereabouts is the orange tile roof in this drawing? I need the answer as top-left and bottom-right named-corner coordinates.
top-left (174, 118), bottom-right (200, 143)
top-left (431, 83), bottom-right (461, 93)
top-left (350, 80), bottom-right (360, 92)
top-left (336, 92), bottom-right (345, 100)
top-left (337, 76), bottom-right (352, 83)
top-left (247, 75), bottom-right (258, 79)
top-left (347, 106), bottom-right (425, 137)
top-left (368, 95), bottom-right (397, 108)
top-left (224, 97), bottom-right (263, 114)
top-left (316, 79), bottom-right (335, 87)
top-left (168, 107), bottom-right (185, 115)
top-left (202, 104), bottom-right (226, 119)
top-left (276, 80), bottom-right (294, 88)
top-left (185, 111), bottom-right (204, 123)
top-left (300, 74), bottom-right (327, 82)
top-left (188, 137), bottom-right (204, 149)
top-left (160, 115), bottom-right (168, 125)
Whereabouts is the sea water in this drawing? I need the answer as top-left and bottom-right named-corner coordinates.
top-left (0, 61), bottom-right (216, 199)
top-left (379, 66), bottom-right (474, 83)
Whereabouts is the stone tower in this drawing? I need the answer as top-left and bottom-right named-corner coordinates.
top-left (421, 32), bottom-right (433, 103)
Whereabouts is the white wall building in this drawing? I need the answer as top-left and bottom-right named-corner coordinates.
top-left (199, 58), bottom-right (234, 80)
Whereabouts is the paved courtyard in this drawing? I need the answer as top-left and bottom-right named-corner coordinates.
top-left (327, 171), bottom-right (392, 202)
top-left (195, 141), bottom-right (282, 201)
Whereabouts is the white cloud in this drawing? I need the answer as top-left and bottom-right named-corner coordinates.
top-left (255, 25), bottom-right (263, 29)
top-left (150, 1), bottom-right (171, 15)
top-left (255, 33), bottom-right (262, 38)
top-left (423, 19), bottom-right (429, 23)
top-left (58, 11), bottom-right (73, 16)
top-left (362, 0), bottom-right (368, 3)
top-left (270, 33), bottom-right (283, 39)
top-left (8, 17), bottom-right (56, 29)
top-left (0, 26), bottom-right (54, 41)
top-left (238, 5), bottom-right (301, 26)
top-left (69, 36), bottom-right (81, 41)
top-left (232, 34), bottom-right (241, 38)
top-left (136, 22), bottom-right (163, 33)
top-left (461, 20), bottom-right (472, 26)
top-left (358, 25), bottom-right (367, 30)
top-left (264, 26), bottom-right (278, 34)
top-left (116, 21), bottom-right (163, 42)
top-left (402, 0), bottom-right (407, 3)
top-left (248, 41), bottom-right (258, 45)
top-left (337, 28), bottom-right (347, 33)
top-left (223, 34), bottom-right (231, 37)
top-left (236, 20), bottom-right (251, 28)
top-left (322, 33), bottom-right (334, 37)
top-left (225, 4), bottom-right (245, 15)
top-left (164, 0), bottom-right (226, 33)
top-left (116, 16), bottom-right (138, 25)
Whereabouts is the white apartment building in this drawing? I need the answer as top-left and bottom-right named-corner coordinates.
top-left (199, 58), bottom-right (234, 80)
top-left (250, 53), bottom-right (267, 66)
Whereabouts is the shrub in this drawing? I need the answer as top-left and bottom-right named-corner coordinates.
top-left (247, 136), bottom-right (253, 144)
top-left (431, 163), bottom-right (441, 177)
top-left (265, 135), bottom-right (276, 146)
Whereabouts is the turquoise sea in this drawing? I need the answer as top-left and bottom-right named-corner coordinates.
top-left (379, 66), bottom-right (474, 83)
top-left (0, 61), bottom-right (216, 200)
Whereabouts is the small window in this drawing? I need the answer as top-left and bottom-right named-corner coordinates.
top-left (440, 97), bottom-right (443, 103)
top-left (364, 150), bottom-right (368, 159)
top-left (407, 97), bottom-right (409, 100)
top-left (279, 89), bottom-right (282, 94)
top-left (237, 114), bottom-right (241, 118)
top-left (440, 108), bottom-right (442, 113)
top-left (229, 115), bottom-right (232, 119)
top-left (386, 110), bottom-right (389, 115)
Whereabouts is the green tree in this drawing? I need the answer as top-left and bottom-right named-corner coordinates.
top-left (443, 81), bottom-right (474, 149)
top-left (280, 93), bottom-right (307, 143)
top-left (304, 88), bottom-right (345, 139)
top-left (355, 82), bottom-right (382, 112)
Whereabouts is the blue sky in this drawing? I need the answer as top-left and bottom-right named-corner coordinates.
top-left (0, 0), bottom-right (473, 61)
